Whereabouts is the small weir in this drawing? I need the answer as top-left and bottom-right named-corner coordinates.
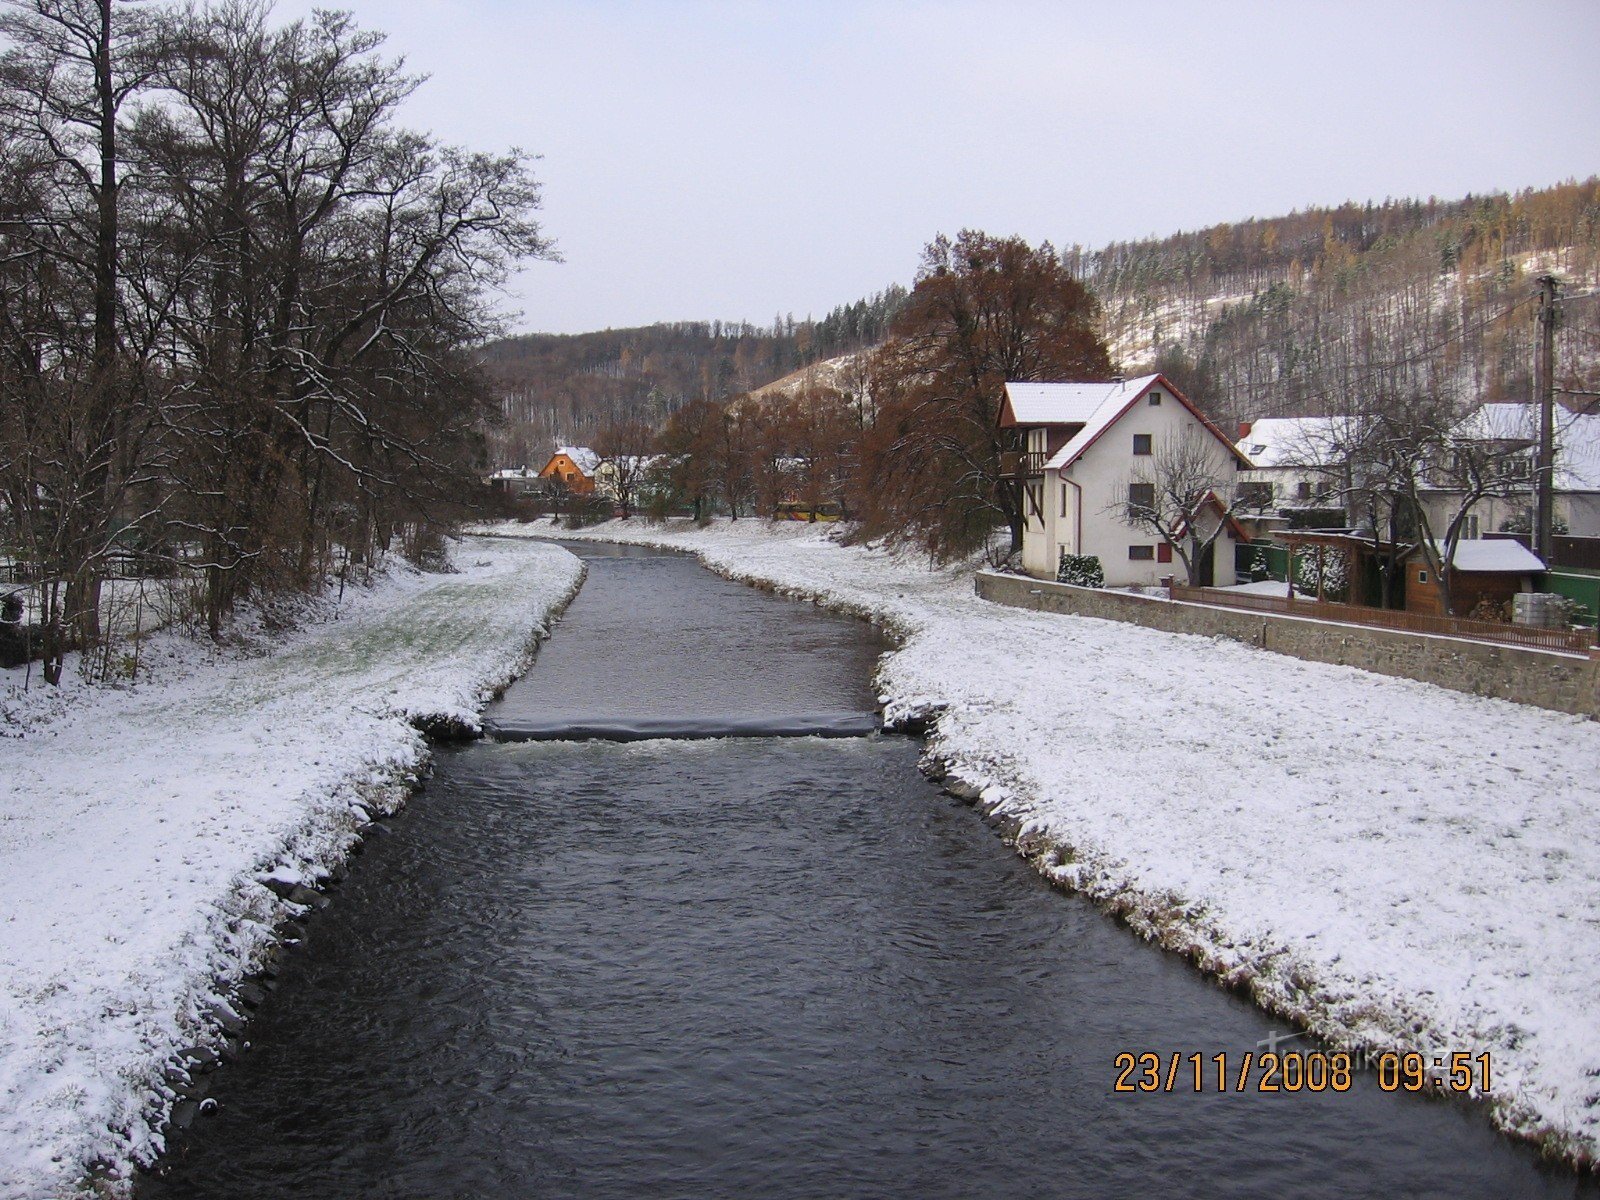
top-left (139, 541), bottom-right (1597, 1198)
top-left (484, 712), bottom-right (881, 742)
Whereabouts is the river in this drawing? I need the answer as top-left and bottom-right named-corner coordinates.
top-left (139, 542), bottom-right (1592, 1198)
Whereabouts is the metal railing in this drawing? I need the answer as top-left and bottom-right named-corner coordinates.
top-left (1169, 584), bottom-right (1596, 654)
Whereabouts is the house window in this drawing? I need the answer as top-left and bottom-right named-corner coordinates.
top-left (1133, 434), bottom-right (1153, 455)
top-left (1417, 570), bottom-right (1429, 583)
top-left (1059, 483), bottom-right (1068, 517)
top-left (1129, 545), bottom-right (1155, 560)
top-left (1148, 391), bottom-right (1162, 405)
top-left (1157, 544), bottom-right (1173, 563)
top-left (1296, 480), bottom-right (1315, 502)
top-left (1465, 514), bottom-right (1479, 539)
top-left (1128, 482), bottom-right (1155, 511)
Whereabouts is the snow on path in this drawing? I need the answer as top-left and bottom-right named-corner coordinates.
top-left (517, 517), bottom-right (1600, 1163)
top-left (0, 537), bottom-right (583, 1199)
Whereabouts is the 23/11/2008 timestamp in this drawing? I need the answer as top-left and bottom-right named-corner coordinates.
top-left (1113, 1051), bottom-right (1492, 1094)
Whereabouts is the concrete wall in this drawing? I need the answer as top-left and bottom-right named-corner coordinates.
top-left (976, 570), bottom-right (1600, 719)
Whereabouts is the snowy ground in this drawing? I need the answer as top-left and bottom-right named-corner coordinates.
top-left (503, 517), bottom-right (1600, 1166)
top-left (0, 537), bottom-right (583, 1199)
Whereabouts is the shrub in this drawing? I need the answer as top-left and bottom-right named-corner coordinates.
top-left (1292, 547), bottom-right (1348, 601)
top-left (1057, 551), bottom-right (1104, 588)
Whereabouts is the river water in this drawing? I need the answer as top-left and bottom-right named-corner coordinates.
top-left (140, 542), bottom-right (1592, 1198)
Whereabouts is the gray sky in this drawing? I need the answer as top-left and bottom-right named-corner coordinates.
top-left (274, 0), bottom-right (1600, 336)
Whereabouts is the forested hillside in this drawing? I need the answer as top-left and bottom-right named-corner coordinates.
top-left (480, 288), bottom-right (906, 467)
top-left (1065, 179), bottom-right (1600, 427)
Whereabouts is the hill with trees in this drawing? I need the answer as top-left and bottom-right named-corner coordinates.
top-left (479, 288), bottom-right (907, 468)
top-left (1065, 178), bottom-right (1600, 428)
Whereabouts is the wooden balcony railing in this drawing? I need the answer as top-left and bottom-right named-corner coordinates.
top-left (1168, 584), bottom-right (1596, 654)
top-left (999, 450), bottom-right (1048, 478)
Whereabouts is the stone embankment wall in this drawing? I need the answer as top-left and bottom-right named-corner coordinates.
top-left (976, 571), bottom-right (1600, 719)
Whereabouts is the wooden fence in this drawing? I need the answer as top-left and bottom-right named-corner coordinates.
top-left (1169, 584), bottom-right (1596, 654)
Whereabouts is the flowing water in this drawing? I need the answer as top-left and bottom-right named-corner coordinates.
top-left (140, 542), bottom-right (1593, 1198)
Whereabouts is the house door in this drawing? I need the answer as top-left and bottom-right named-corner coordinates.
top-left (1197, 541), bottom-right (1215, 588)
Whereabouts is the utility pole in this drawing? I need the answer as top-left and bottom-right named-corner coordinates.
top-left (1534, 275), bottom-right (1559, 562)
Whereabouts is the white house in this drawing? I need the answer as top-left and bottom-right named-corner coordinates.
top-left (1417, 403), bottom-right (1600, 540)
top-left (999, 373), bottom-right (1252, 586)
top-left (593, 455), bottom-right (664, 504)
top-left (1234, 415), bottom-right (1365, 528)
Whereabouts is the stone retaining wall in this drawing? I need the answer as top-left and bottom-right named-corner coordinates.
top-left (976, 571), bottom-right (1600, 719)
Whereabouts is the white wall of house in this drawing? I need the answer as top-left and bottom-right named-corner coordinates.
top-left (1570, 494), bottom-right (1600, 537)
top-left (1023, 393), bottom-right (1241, 586)
top-left (1420, 490), bottom-right (1600, 540)
top-left (1021, 477), bottom-right (1056, 577)
top-left (1236, 464), bottom-right (1341, 510)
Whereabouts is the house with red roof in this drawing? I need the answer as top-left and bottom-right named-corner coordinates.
top-left (998, 374), bottom-right (1252, 586)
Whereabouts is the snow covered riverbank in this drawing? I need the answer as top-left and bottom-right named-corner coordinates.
top-left (0, 537), bottom-right (584, 1199)
top-left (505, 517), bottom-right (1600, 1167)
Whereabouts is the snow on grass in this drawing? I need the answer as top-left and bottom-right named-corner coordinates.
top-left (0, 536), bottom-right (583, 1199)
top-left (500, 517), bottom-right (1600, 1165)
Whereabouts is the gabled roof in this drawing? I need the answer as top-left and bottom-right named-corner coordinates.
top-left (999, 376), bottom-right (1157, 427)
top-left (1236, 416), bottom-right (1366, 469)
top-left (1450, 404), bottom-right (1600, 492)
top-left (1041, 374), bottom-right (1251, 472)
top-left (1416, 539), bottom-right (1546, 573)
top-left (550, 446), bottom-right (600, 475)
top-left (1173, 491), bottom-right (1252, 544)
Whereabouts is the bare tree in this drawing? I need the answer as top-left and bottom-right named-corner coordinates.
top-left (0, 0), bottom-right (161, 675)
top-left (1389, 400), bottom-right (1537, 614)
top-left (0, 0), bottom-right (557, 675)
top-left (1119, 427), bottom-right (1252, 585)
top-left (594, 416), bottom-right (656, 517)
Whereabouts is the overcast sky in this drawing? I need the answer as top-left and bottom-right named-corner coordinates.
top-left (273, 0), bottom-right (1600, 336)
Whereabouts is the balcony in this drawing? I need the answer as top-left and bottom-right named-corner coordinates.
top-left (999, 450), bottom-right (1048, 478)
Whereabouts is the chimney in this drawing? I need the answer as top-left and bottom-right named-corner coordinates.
top-left (1238, 420), bottom-right (1254, 439)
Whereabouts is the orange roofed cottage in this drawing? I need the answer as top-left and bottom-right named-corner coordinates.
top-left (538, 446), bottom-right (601, 495)
top-left (998, 374), bottom-right (1252, 586)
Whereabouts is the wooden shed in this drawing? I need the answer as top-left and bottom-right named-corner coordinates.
top-left (1403, 540), bottom-right (1545, 617)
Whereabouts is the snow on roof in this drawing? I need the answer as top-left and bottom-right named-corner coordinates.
top-left (599, 454), bottom-right (661, 472)
top-left (1003, 376), bottom-right (1158, 427)
top-left (1040, 376), bottom-right (1247, 472)
top-left (1447, 404), bottom-right (1600, 492)
top-left (1453, 403), bottom-right (1538, 442)
top-left (1433, 539), bottom-right (1546, 573)
top-left (553, 446), bottom-right (600, 474)
top-left (1236, 416), bottom-right (1365, 469)
top-left (1562, 413), bottom-right (1600, 490)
